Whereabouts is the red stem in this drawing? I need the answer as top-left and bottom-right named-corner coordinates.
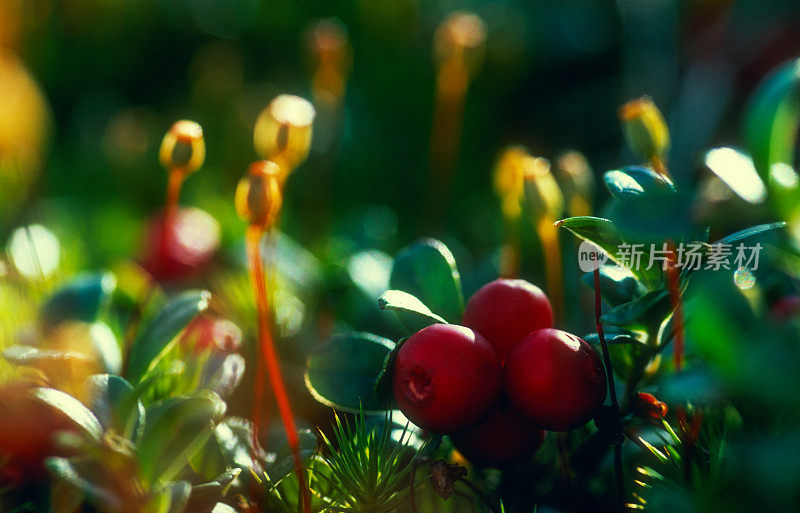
top-left (165, 168), bottom-right (184, 221)
top-left (666, 245), bottom-right (685, 372)
top-left (245, 226), bottom-right (310, 513)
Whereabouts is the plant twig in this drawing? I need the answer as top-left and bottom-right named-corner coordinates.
top-left (593, 264), bottom-right (624, 510)
top-left (245, 226), bottom-right (310, 513)
top-left (666, 244), bottom-right (686, 372)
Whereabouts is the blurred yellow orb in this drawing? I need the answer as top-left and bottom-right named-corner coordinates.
top-left (0, 50), bottom-right (51, 222)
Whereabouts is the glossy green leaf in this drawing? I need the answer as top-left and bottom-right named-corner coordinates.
top-left (305, 332), bottom-right (395, 413)
top-left (126, 290), bottom-right (210, 383)
top-left (86, 374), bottom-right (145, 442)
top-left (556, 216), bottom-right (662, 288)
top-left (32, 388), bottom-right (103, 440)
top-left (745, 58), bottom-right (800, 181)
top-left (378, 290), bottom-right (446, 334)
top-left (389, 238), bottom-right (464, 323)
top-left (138, 393), bottom-right (226, 485)
top-left (584, 327), bottom-right (646, 346)
top-left (715, 222), bottom-right (786, 245)
top-left (744, 58), bottom-right (800, 227)
top-left (40, 272), bottom-right (117, 329)
top-left (603, 166), bottom-right (674, 202)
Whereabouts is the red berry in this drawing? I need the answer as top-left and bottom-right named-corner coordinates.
top-left (463, 279), bottom-right (553, 362)
top-left (181, 314), bottom-right (243, 353)
top-left (505, 328), bottom-right (606, 431)
top-left (141, 207), bottom-right (220, 283)
top-left (393, 324), bottom-right (502, 434)
top-left (0, 381), bottom-right (77, 482)
top-left (451, 400), bottom-right (545, 468)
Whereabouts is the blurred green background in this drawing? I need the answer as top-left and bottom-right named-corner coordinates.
top-left (5, 0), bottom-right (799, 272)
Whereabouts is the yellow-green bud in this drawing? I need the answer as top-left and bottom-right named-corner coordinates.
top-left (493, 146), bottom-right (528, 220)
top-left (159, 120), bottom-right (205, 173)
top-left (618, 96), bottom-right (669, 162)
top-left (523, 156), bottom-right (564, 221)
top-left (235, 161), bottom-right (283, 230)
top-left (253, 95), bottom-right (316, 174)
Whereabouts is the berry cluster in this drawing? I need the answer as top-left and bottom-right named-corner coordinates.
top-left (392, 279), bottom-right (607, 468)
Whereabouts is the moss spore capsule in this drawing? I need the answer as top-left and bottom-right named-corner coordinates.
top-left (253, 95), bottom-right (316, 176)
top-left (618, 96), bottom-right (669, 165)
top-left (434, 11), bottom-right (487, 79)
top-left (235, 161), bottom-right (283, 230)
top-left (159, 120), bottom-right (205, 174)
top-left (307, 18), bottom-right (351, 104)
top-left (493, 146), bottom-right (528, 221)
top-left (523, 155), bottom-right (564, 221)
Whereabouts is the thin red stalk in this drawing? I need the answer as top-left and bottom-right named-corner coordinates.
top-left (245, 226), bottom-right (310, 513)
top-left (593, 265), bottom-right (624, 509)
top-left (666, 245), bottom-right (685, 372)
top-left (165, 168), bottom-right (185, 220)
top-left (423, 63), bottom-right (468, 233)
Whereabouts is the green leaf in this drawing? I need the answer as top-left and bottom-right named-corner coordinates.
top-left (126, 290), bottom-right (210, 383)
top-left (86, 374), bottom-right (145, 442)
top-left (600, 290), bottom-right (671, 329)
top-left (744, 58), bottom-right (800, 226)
top-left (745, 58), bottom-right (800, 181)
top-left (3, 344), bottom-right (95, 369)
top-left (305, 332), bottom-right (395, 413)
top-left (556, 216), bottom-right (662, 288)
top-left (584, 327), bottom-right (646, 346)
top-left (580, 267), bottom-right (646, 307)
top-left (32, 388), bottom-right (103, 440)
top-left (213, 417), bottom-right (261, 470)
top-left (378, 290), bottom-right (447, 333)
top-left (40, 272), bottom-right (117, 329)
top-left (138, 393), bottom-right (226, 485)
top-left (389, 239), bottom-right (464, 323)
top-left (603, 166), bottom-right (675, 201)
top-left (715, 222), bottom-right (786, 245)
top-left (191, 416), bottom-right (257, 481)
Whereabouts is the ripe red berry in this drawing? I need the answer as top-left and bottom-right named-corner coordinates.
top-left (505, 328), bottom-right (606, 431)
top-left (462, 279), bottom-right (553, 362)
top-left (141, 207), bottom-right (220, 283)
top-left (0, 381), bottom-right (77, 482)
top-left (451, 400), bottom-right (545, 468)
top-left (181, 314), bottom-right (243, 353)
top-left (393, 324), bottom-right (502, 434)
